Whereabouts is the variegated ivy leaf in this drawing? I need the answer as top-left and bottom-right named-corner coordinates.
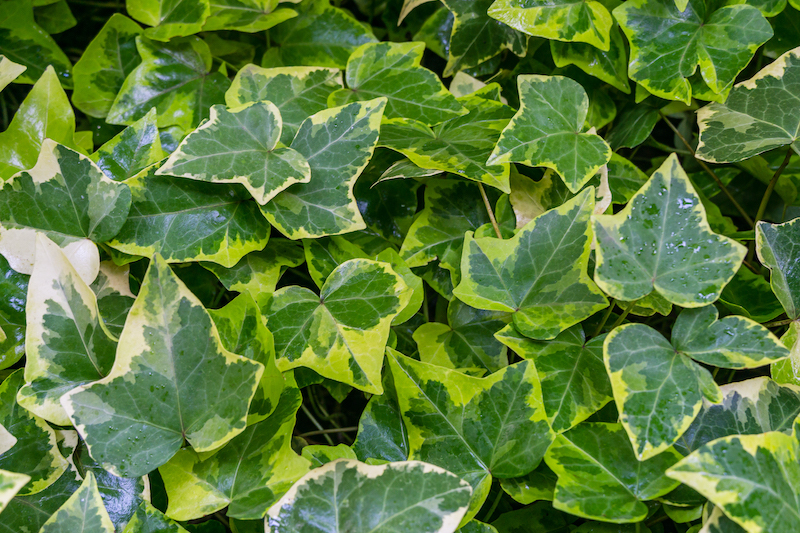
top-left (756, 218), bottom-right (800, 320)
top-left (0, 370), bottom-right (68, 496)
top-left (496, 324), bottom-right (612, 434)
top-left (667, 417), bottom-right (800, 533)
top-left (16, 236), bottom-right (117, 426)
top-left (593, 154), bottom-right (746, 307)
top-left (719, 266), bottom-right (784, 324)
top-left (499, 462), bottom-right (558, 505)
top-left (39, 472), bottom-right (114, 533)
top-left (62, 255), bottom-right (264, 478)
top-left (106, 163), bottom-right (271, 267)
top-left (352, 373), bottom-right (409, 464)
top-left (71, 14), bottom-right (142, 119)
top-left (701, 505), bottom-right (746, 533)
top-left (329, 41), bottom-right (465, 126)
top-left (91, 262), bottom-right (135, 339)
top-left (159, 375), bottom-right (310, 521)
top-left (226, 65), bottom-right (342, 145)
top-left (379, 95), bottom-right (515, 193)
top-left (0, 55), bottom-right (26, 93)
top-left (122, 501), bottom-right (188, 533)
top-left (158, 102), bottom-right (311, 204)
top-left (551, 25), bottom-right (630, 94)
top-left (487, 0), bottom-right (613, 50)
top-left (91, 108), bottom-right (164, 182)
top-left (613, 0), bottom-right (772, 104)
top-left (126, 0), bottom-right (210, 41)
top-left (545, 422), bottom-right (682, 523)
top-left (265, 259), bottom-right (410, 394)
top-left (388, 349), bottom-right (554, 520)
top-left (488, 76), bottom-right (611, 193)
top-left (202, 0), bottom-right (297, 32)
top-left (301, 444), bottom-right (357, 468)
top-left (0, 469), bottom-right (29, 513)
top-left (107, 36), bottom-right (230, 130)
top-left (261, 98), bottom-right (386, 239)
top-left (454, 188), bottom-right (608, 340)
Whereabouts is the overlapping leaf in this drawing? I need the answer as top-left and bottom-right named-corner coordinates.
top-left (90, 108), bottom-right (164, 182)
top-left (122, 502), bottom-right (188, 533)
top-left (126, 0), bottom-right (210, 41)
top-left (202, 0), bottom-right (297, 32)
top-left (756, 218), bottom-right (800, 320)
top-left (0, 253), bottom-right (28, 370)
top-left (0, 55), bottom-right (25, 92)
top-left (39, 472), bottom-right (114, 533)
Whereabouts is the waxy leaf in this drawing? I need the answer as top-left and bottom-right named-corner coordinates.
top-left (158, 102), bottom-right (311, 204)
top-left (0, 253), bottom-right (28, 370)
top-left (551, 26), bottom-right (630, 94)
top-left (487, 0), bottom-right (612, 50)
top-left (545, 422), bottom-right (682, 523)
top-left (0, 55), bottom-right (26, 93)
top-left (62, 255), bottom-right (264, 478)
top-left (696, 46), bottom-right (800, 163)
top-left (107, 163), bottom-right (271, 267)
top-left (202, 0), bottom-right (297, 33)
top-left (488, 75), bottom-right (611, 193)
top-left (718, 266), bottom-right (785, 323)
top-left (226, 65), bottom-right (342, 145)
top-left (265, 259), bottom-right (410, 394)
top-left (17, 236), bottom-right (117, 426)
top-left (454, 188), bottom-right (608, 340)
top-left (499, 462), bottom-right (558, 505)
top-left (261, 98), bottom-right (386, 239)
top-left (352, 373), bottom-right (409, 463)
top-left (39, 472), bottom-right (114, 533)
top-left (126, 0), bottom-right (210, 41)
top-left (0, 469), bottom-right (29, 512)
top-left (91, 108), bottom-right (164, 182)
top-left (122, 501), bottom-right (188, 533)
top-left (388, 349), bottom-right (553, 518)
top-left (593, 154), bottom-right (746, 307)
top-left (330, 41), bottom-right (465, 125)
top-left (756, 218), bottom-right (800, 319)
top-left (614, 0), bottom-right (772, 104)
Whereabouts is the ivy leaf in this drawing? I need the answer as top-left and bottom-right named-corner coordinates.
top-left (329, 41), bottom-right (465, 126)
top-left (265, 259), bottom-right (410, 394)
top-left (379, 95), bottom-right (515, 193)
top-left (488, 75), bottom-right (611, 193)
top-left (159, 376), bottom-right (310, 521)
top-left (545, 422), bottom-right (682, 523)
top-left (499, 462), bottom-right (558, 505)
top-left (107, 36), bottom-right (230, 130)
top-left (158, 102), bottom-right (311, 204)
top-left (352, 373), bottom-right (409, 463)
top-left (756, 218), bottom-right (800, 319)
top-left (226, 65), bottom-right (342, 145)
top-left (265, 459), bottom-right (472, 533)
top-left (61, 255), bottom-right (264, 478)
top-left (613, 0), bottom-right (772, 104)
top-left (106, 163), bottom-right (271, 267)
top-left (719, 267), bottom-right (785, 324)
top-left (202, 0), bottom-right (297, 32)
top-left (71, 14), bottom-right (142, 119)
top-left (454, 188), bottom-right (608, 340)
top-left (593, 154), bottom-right (746, 307)
top-left (39, 472), bottom-right (114, 533)
top-left (551, 26), bottom-right (630, 94)
top-left (0, 469), bottom-right (29, 513)
top-left (90, 108), bottom-right (164, 182)
top-left (0, 254), bottom-right (28, 371)
top-left (0, 55), bottom-right (26, 92)
top-left (496, 324), bottom-right (612, 433)
top-left (122, 501), bottom-right (188, 533)
top-left (261, 98), bottom-right (386, 239)
top-left (388, 349), bottom-right (553, 519)
top-left (126, 0), bottom-right (210, 41)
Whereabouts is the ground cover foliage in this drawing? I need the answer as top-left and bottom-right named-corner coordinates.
top-left (1, 0), bottom-right (800, 531)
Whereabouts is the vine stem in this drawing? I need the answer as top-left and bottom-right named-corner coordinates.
top-left (754, 147), bottom-right (794, 224)
top-left (608, 301), bottom-right (636, 330)
top-left (480, 488), bottom-right (504, 523)
top-left (764, 317), bottom-right (795, 328)
top-left (296, 427), bottom-right (358, 438)
top-left (592, 299), bottom-right (616, 337)
top-left (478, 182), bottom-right (503, 239)
top-left (659, 112), bottom-right (755, 227)
top-left (301, 404), bottom-right (335, 445)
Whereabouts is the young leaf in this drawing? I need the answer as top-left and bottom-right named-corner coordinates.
top-left (593, 154), bottom-right (746, 307)
top-left (454, 188), bottom-right (608, 340)
top-left (202, 0), bottom-right (297, 32)
top-left (265, 259), bottom-right (410, 394)
top-left (488, 75), bottom-right (611, 193)
top-left (261, 98), bottom-right (386, 239)
top-left (756, 218), bottom-right (800, 320)
top-left (91, 108), bottom-right (164, 182)
top-left (158, 102), bottom-right (311, 204)
top-left (126, 0), bottom-right (210, 41)
top-left (0, 55), bottom-right (26, 93)
top-left (62, 255), bottom-right (264, 478)
top-left (39, 472), bottom-right (114, 533)
top-left (265, 459), bottom-right (472, 533)
top-left (613, 0), bottom-right (772, 104)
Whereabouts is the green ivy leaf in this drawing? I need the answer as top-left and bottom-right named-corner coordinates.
top-left (126, 0), bottom-right (210, 41)
top-left (265, 259), bottom-right (410, 394)
top-left (0, 253), bottom-right (28, 371)
top-left (545, 422), bottom-right (682, 523)
top-left (718, 266), bottom-right (785, 323)
top-left (122, 501), bottom-right (188, 533)
top-left (488, 75), bottom-right (611, 193)
top-left (551, 26), bottom-right (630, 94)
top-left (593, 154), bottom-right (746, 307)
top-left (202, 0), bottom-right (297, 32)
top-left (39, 472), bottom-right (114, 533)
top-left (301, 444), bottom-right (357, 468)
top-left (454, 188), bottom-right (608, 340)
top-left (265, 459), bottom-right (472, 533)
top-left (159, 102), bottom-right (311, 204)
top-left (0, 462), bottom-right (81, 532)
top-left (614, 0), bottom-right (772, 104)
top-left (352, 372), bottom-right (409, 463)
top-left (261, 98), bottom-right (386, 239)
top-left (756, 218), bottom-right (800, 320)
top-left (0, 55), bottom-right (26, 92)
top-left (499, 462), bottom-right (558, 505)
top-left (90, 108), bottom-right (164, 182)
top-left (62, 255), bottom-right (264, 478)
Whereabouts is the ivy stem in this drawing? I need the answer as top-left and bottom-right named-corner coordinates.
top-left (592, 299), bottom-right (616, 337)
top-left (296, 427), bottom-right (358, 438)
top-left (301, 404), bottom-right (335, 445)
top-left (659, 112), bottom-right (755, 227)
top-left (764, 317), bottom-right (795, 328)
top-left (478, 182), bottom-right (503, 239)
top-left (754, 147), bottom-right (794, 225)
top-left (608, 301), bottom-right (636, 330)
top-left (481, 488), bottom-right (504, 523)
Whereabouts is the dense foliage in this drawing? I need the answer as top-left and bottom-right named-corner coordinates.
top-left (1, 0), bottom-right (800, 532)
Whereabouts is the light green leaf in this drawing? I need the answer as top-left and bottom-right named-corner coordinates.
top-left (39, 472), bottom-right (113, 533)
top-left (388, 349), bottom-right (553, 519)
top-left (91, 108), bottom-right (164, 182)
top-left (126, 0), bottom-right (210, 41)
top-left (62, 255), bottom-right (264, 478)
top-left (0, 469), bottom-right (29, 512)
top-left (545, 422), bottom-right (682, 523)
top-left (0, 55), bottom-right (26, 92)
top-left (551, 26), bottom-right (630, 94)
top-left (265, 259), bottom-right (410, 394)
top-left (379, 95), bottom-right (515, 193)
top-left (487, 0), bottom-right (613, 50)
top-left (71, 14), bottom-right (142, 119)
top-left (159, 376), bottom-right (309, 520)
top-left (226, 65), bottom-right (342, 145)
top-left (107, 163), bottom-right (271, 267)
top-left (122, 501), bottom-right (188, 533)
top-left (107, 36), bottom-right (230, 130)
top-left (756, 217), bottom-right (800, 319)
top-left (614, 0), bottom-right (772, 104)
top-left (773, 322), bottom-right (800, 387)
top-left (301, 444), bottom-right (357, 468)
top-left (593, 154), bottom-right (746, 307)
top-left (202, 0), bottom-right (296, 32)
top-left (329, 41), bottom-right (465, 126)
top-left (454, 188), bottom-right (608, 340)
top-left (261, 98), bottom-right (386, 239)
top-left (496, 324), bottom-right (612, 433)
top-left (488, 75), bottom-right (611, 193)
